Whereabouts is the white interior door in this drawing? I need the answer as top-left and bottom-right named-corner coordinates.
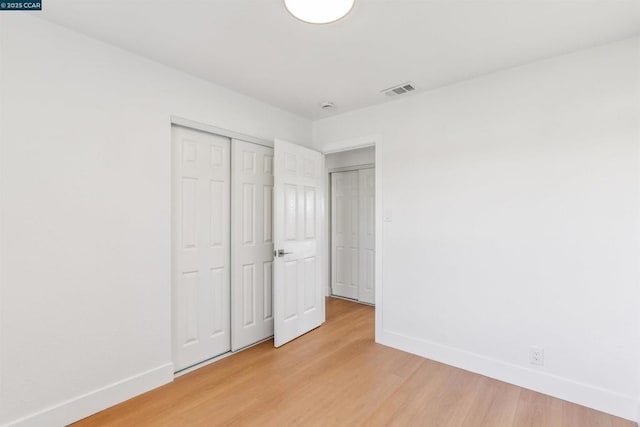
top-left (172, 126), bottom-right (231, 371)
top-left (358, 168), bottom-right (375, 304)
top-left (331, 171), bottom-right (359, 300)
top-left (231, 139), bottom-right (274, 351)
top-left (273, 139), bottom-right (325, 347)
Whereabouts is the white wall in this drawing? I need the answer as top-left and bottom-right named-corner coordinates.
top-left (325, 146), bottom-right (375, 170)
top-left (314, 38), bottom-right (640, 420)
top-left (0, 15), bottom-right (311, 426)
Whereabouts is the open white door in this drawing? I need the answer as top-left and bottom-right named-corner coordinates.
top-left (273, 139), bottom-right (325, 347)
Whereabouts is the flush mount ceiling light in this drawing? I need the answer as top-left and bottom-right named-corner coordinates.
top-left (284, 0), bottom-right (355, 24)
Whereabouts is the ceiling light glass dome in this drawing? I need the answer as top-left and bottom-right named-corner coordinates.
top-left (284, 0), bottom-right (355, 24)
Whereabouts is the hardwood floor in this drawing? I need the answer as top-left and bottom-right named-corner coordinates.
top-left (75, 298), bottom-right (635, 426)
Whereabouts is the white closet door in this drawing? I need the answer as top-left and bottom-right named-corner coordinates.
top-left (171, 126), bottom-right (231, 371)
top-left (273, 139), bottom-right (325, 347)
top-left (358, 168), bottom-right (375, 304)
top-left (231, 139), bottom-right (274, 351)
top-left (331, 171), bottom-right (359, 300)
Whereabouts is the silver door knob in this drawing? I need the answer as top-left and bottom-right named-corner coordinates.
top-left (277, 249), bottom-right (293, 257)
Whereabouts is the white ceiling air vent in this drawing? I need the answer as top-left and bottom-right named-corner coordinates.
top-left (320, 101), bottom-right (336, 111)
top-left (381, 82), bottom-right (416, 97)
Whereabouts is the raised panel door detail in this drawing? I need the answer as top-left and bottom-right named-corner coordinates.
top-left (264, 185), bottom-right (273, 243)
top-left (210, 180), bottom-right (224, 247)
top-left (350, 248), bottom-right (358, 285)
top-left (242, 183), bottom-right (255, 246)
top-left (350, 197), bottom-right (358, 240)
top-left (264, 156), bottom-right (273, 174)
top-left (304, 187), bottom-right (315, 239)
top-left (336, 196), bottom-right (344, 234)
top-left (242, 264), bottom-right (256, 327)
top-left (303, 257), bottom-right (316, 312)
top-left (336, 247), bottom-right (345, 285)
top-left (209, 267), bottom-right (225, 336)
top-left (263, 261), bottom-right (273, 320)
top-left (182, 178), bottom-right (197, 250)
top-left (243, 151), bottom-right (256, 173)
top-left (211, 145), bottom-right (223, 168)
top-left (181, 271), bottom-right (199, 346)
top-left (284, 260), bottom-right (298, 320)
top-left (284, 185), bottom-right (297, 241)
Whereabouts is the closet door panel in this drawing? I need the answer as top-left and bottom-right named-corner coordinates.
top-left (232, 139), bottom-right (275, 351)
top-left (172, 126), bottom-right (231, 372)
top-left (331, 170), bottom-right (358, 300)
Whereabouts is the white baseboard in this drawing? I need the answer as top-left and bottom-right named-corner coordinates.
top-left (5, 334), bottom-right (638, 426)
top-left (378, 329), bottom-right (639, 423)
top-left (4, 363), bottom-right (174, 427)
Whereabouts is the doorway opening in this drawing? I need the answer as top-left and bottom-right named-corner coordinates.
top-left (326, 146), bottom-right (376, 307)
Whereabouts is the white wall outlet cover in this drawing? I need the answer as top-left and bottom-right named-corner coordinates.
top-left (530, 346), bottom-right (545, 366)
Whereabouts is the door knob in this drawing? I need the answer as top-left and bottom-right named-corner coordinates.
top-left (277, 249), bottom-right (292, 257)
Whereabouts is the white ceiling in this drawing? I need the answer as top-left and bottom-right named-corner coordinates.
top-left (40, 0), bottom-right (640, 119)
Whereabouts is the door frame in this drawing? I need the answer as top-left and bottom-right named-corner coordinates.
top-left (328, 163), bottom-right (374, 174)
top-left (322, 138), bottom-right (382, 342)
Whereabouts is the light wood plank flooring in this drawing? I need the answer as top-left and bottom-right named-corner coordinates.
top-left (74, 298), bottom-right (635, 426)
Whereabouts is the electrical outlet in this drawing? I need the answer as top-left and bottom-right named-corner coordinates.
top-left (530, 346), bottom-right (544, 366)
